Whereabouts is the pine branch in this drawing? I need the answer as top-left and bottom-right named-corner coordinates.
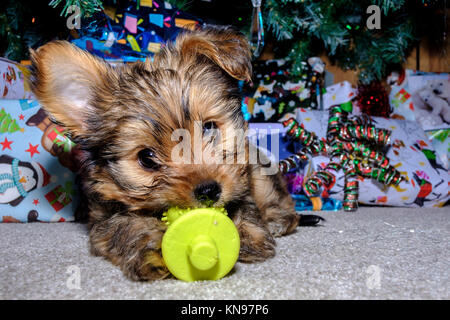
top-left (263, 0), bottom-right (418, 83)
top-left (374, 0), bottom-right (406, 15)
top-left (48, 0), bottom-right (103, 18)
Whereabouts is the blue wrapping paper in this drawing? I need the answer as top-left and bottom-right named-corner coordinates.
top-left (0, 100), bottom-right (79, 222)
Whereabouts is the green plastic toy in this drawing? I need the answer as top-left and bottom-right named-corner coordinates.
top-left (161, 207), bottom-right (240, 282)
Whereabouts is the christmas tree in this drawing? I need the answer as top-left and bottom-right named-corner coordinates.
top-left (0, 0), bottom-right (69, 61)
top-left (0, 0), bottom-right (190, 61)
top-left (263, 0), bottom-right (447, 84)
top-left (1, 0), bottom-right (446, 84)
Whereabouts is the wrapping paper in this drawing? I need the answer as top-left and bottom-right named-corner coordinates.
top-left (71, 1), bottom-right (201, 62)
top-left (296, 109), bottom-right (449, 207)
top-left (389, 70), bottom-right (450, 131)
top-left (241, 59), bottom-right (324, 122)
top-left (322, 81), bottom-right (357, 111)
top-left (0, 100), bottom-right (78, 222)
top-left (291, 194), bottom-right (342, 211)
top-left (0, 58), bottom-right (35, 100)
top-left (426, 129), bottom-right (450, 170)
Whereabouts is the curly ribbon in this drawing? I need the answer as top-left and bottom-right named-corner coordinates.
top-left (279, 149), bottom-right (309, 174)
top-left (279, 104), bottom-right (406, 211)
top-left (303, 162), bottom-right (341, 197)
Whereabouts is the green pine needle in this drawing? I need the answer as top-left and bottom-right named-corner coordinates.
top-left (263, 0), bottom-right (419, 84)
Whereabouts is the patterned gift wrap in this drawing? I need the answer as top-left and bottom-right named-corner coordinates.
top-left (425, 129), bottom-right (450, 170)
top-left (0, 58), bottom-right (35, 100)
top-left (45, 182), bottom-right (75, 212)
top-left (389, 69), bottom-right (449, 131)
top-left (0, 100), bottom-right (78, 222)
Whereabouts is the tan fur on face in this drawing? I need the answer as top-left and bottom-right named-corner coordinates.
top-left (30, 26), bottom-right (299, 281)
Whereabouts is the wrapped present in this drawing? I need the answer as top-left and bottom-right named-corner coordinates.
top-left (0, 100), bottom-right (79, 223)
top-left (71, 1), bottom-right (202, 62)
top-left (0, 58), bottom-right (35, 100)
top-left (241, 59), bottom-right (325, 122)
top-left (322, 81), bottom-right (357, 111)
top-left (293, 108), bottom-right (449, 208)
top-left (388, 69), bottom-right (450, 131)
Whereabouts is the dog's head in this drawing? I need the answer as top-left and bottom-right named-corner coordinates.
top-left (30, 26), bottom-right (253, 213)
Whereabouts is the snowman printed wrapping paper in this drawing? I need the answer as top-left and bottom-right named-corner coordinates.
top-left (0, 99), bottom-right (78, 222)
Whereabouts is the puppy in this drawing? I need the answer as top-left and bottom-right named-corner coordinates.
top-left (29, 26), bottom-right (299, 281)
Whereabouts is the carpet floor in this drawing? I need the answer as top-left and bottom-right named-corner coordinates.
top-left (0, 207), bottom-right (449, 300)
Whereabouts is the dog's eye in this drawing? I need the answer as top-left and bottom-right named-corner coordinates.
top-left (138, 148), bottom-right (160, 170)
top-left (203, 121), bottom-right (218, 135)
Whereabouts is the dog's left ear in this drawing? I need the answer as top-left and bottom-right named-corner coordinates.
top-left (29, 41), bottom-right (116, 136)
top-left (175, 26), bottom-right (252, 82)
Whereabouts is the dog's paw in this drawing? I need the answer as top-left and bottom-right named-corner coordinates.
top-left (90, 218), bottom-right (170, 282)
top-left (264, 207), bottom-right (299, 237)
top-left (122, 249), bottom-right (170, 281)
top-left (237, 222), bottom-right (276, 262)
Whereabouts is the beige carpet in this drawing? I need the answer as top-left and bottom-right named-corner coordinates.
top-left (0, 207), bottom-right (449, 300)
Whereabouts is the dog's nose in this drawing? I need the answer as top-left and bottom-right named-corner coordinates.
top-left (194, 181), bottom-right (222, 204)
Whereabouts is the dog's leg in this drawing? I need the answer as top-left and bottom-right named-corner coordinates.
top-left (89, 213), bottom-right (169, 281)
top-left (227, 197), bottom-right (276, 262)
top-left (250, 164), bottom-right (299, 237)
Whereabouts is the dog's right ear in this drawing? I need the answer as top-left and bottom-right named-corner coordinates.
top-left (174, 26), bottom-right (252, 82)
top-left (29, 41), bottom-right (116, 136)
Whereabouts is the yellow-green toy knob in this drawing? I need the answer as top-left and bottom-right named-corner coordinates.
top-left (161, 207), bottom-right (240, 282)
top-left (187, 234), bottom-right (218, 271)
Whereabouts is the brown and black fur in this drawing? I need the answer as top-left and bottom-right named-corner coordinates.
top-left (29, 26), bottom-right (299, 281)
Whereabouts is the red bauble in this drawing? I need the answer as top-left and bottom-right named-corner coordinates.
top-left (356, 82), bottom-right (391, 117)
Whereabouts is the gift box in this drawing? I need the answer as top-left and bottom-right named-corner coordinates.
top-left (247, 122), bottom-right (343, 211)
top-left (295, 108), bottom-right (450, 208)
top-left (0, 100), bottom-right (78, 223)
